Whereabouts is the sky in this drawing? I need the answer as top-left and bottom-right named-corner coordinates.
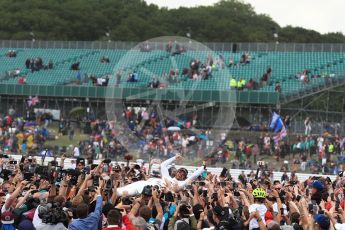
top-left (145, 0), bottom-right (345, 34)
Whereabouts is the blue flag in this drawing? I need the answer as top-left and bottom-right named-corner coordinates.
top-left (270, 112), bottom-right (283, 133)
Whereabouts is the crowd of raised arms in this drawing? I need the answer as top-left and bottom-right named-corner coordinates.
top-left (0, 153), bottom-right (343, 230)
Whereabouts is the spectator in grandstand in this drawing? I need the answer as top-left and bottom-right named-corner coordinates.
top-left (261, 72), bottom-right (269, 86)
top-left (76, 71), bottom-right (81, 83)
top-left (7, 68), bottom-right (21, 77)
top-left (48, 60), bottom-right (54, 69)
top-left (127, 71), bottom-right (139, 82)
top-left (246, 78), bottom-right (255, 90)
top-left (6, 50), bottom-right (16, 58)
top-left (115, 70), bottom-right (121, 86)
top-left (147, 77), bottom-right (160, 88)
top-left (71, 62), bottom-right (80, 71)
top-left (274, 82), bottom-right (281, 93)
top-left (228, 57), bottom-right (235, 67)
top-left (266, 66), bottom-right (272, 77)
top-left (18, 76), bottom-right (26, 85)
top-left (100, 56), bottom-right (110, 63)
top-left (166, 41), bottom-right (173, 53)
top-left (230, 78), bottom-right (237, 90)
top-left (25, 59), bottom-right (31, 69)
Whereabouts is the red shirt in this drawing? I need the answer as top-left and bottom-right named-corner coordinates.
top-left (103, 215), bottom-right (134, 230)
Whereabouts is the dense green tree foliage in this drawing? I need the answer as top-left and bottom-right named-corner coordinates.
top-left (0, 0), bottom-right (344, 42)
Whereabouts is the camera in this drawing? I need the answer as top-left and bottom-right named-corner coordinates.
top-left (40, 204), bottom-right (68, 225)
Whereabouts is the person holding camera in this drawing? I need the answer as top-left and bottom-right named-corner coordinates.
top-left (70, 179), bottom-right (104, 230)
top-left (168, 202), bottom-right (197, 230)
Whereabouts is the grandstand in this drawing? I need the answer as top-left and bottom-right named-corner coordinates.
top-left (0, 41), bottom-right (345, 124)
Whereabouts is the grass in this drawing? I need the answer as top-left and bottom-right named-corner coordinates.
top-left (44, 125), bottom-right (88, 148)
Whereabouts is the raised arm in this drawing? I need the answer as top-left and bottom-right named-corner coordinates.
top-left (160, 156), bottom-right (177, 180)
top-left (183, 166), bottom-right (205, 186)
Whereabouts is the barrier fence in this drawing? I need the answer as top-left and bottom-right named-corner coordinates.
top-left (1, 40), bottom-right (345, 52)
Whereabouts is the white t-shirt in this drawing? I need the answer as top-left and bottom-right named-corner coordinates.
top-left (248, 203), bottom-right (267, 230)
top-left (273, 203), bottom-right (288, 216)
top-left (73, 147), bottom-right (80, 157)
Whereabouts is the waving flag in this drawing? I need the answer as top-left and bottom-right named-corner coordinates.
top-left (269, 112), bottom-right (283, 133)
top-left (28, 96), bottom-right (40, 107)
top-left (270, 112), bottom-right (287, 144)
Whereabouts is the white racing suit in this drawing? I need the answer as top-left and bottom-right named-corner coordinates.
top-left (116, 156), bottom-right (204, 196)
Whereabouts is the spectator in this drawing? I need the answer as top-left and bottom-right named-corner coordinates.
top-left (275, 83), bottom-right (281, 93)
top-left (100, 56), bottom-right (110, 63)
top-left (304, 117), bottom-right (312, 136)
top-left (70, 185), bottom-right (103, 230)
top-left (18, 76), bottom-right (26, 85)
top-left (71, 62), bottom-right (80, 70)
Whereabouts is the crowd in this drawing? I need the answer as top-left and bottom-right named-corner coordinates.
top-left (25, 58), bottom-right (54, 73)
top-left (2, 106), bottom-right (345, 177)
top-left (0, 153), bottom-right (345, 230)
top-left (0, 111), bottom-right (53, 155)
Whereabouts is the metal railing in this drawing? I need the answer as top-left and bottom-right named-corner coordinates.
top-left (1, 40), bottom-right (345, 52)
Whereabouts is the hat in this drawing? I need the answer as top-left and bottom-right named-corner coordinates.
top-left (1, 210), bottom-right (14, 224)
top-left (213, 205), bottom-right (225, 217)
top-left (76, 158), bottom-right (85, 165)
top-left (314, 214), bottom-right (330, 230)
top-left (113, 165), bottom-right (121, 171)
top-left (312, 181), bottom-right (324, 190)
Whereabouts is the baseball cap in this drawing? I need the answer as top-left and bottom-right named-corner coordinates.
top-left (314, 214), bottom-right (330, 230)
top-left (312, 181), bottom-right (324, 190)
top-left (213, 205), bottom-right (225, 217)
top-left (1, 210), bottom-right (14, 224)
top-left (113, 165), bottom-right (121, 171)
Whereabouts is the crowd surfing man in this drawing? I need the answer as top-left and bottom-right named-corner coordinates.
top-left (116, 154), bottom-right (205, 196)
top-left (1, 154), bottom-right (345, 229)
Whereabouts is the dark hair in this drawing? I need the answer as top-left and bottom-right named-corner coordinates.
top-left (107, 209), bottom-right (122, 226)
top-left (139, 205), bottom-right (151, 222)
top-left (76, 203), bottom-right (89, 219)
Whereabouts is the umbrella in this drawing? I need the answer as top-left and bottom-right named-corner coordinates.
top-left (69, 106), bottom-right (86, 117)
top-left (167, 126), bottom-right (181, 131)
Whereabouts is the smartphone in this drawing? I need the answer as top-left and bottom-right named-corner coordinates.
top-left (331, 193), bottom-right (335, 201)
top-left (308, 203), bottom-right (314, 214)
top-left (93, 175), bottom-right (100, 187)
top-left (335, 200), bottom-right (340, 211)
top-left (185, 185), bottom-right (192, 190)
top-left (24, 172), bottom-right (34, 181)
top-left (211, 192), bottom-right (218, 201)
top-left (198, 181), bottom-right (205, 187)
top-left (202, 189), bottom-right (208, 197)
top-left (234, 190), bottom-right (241, 197)
top-left (306, 188), bottom-right (309, 197)
top-left (9, 160), bottom-right (17, 165)
top-left (220, 167), bottom-right (228, 178)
